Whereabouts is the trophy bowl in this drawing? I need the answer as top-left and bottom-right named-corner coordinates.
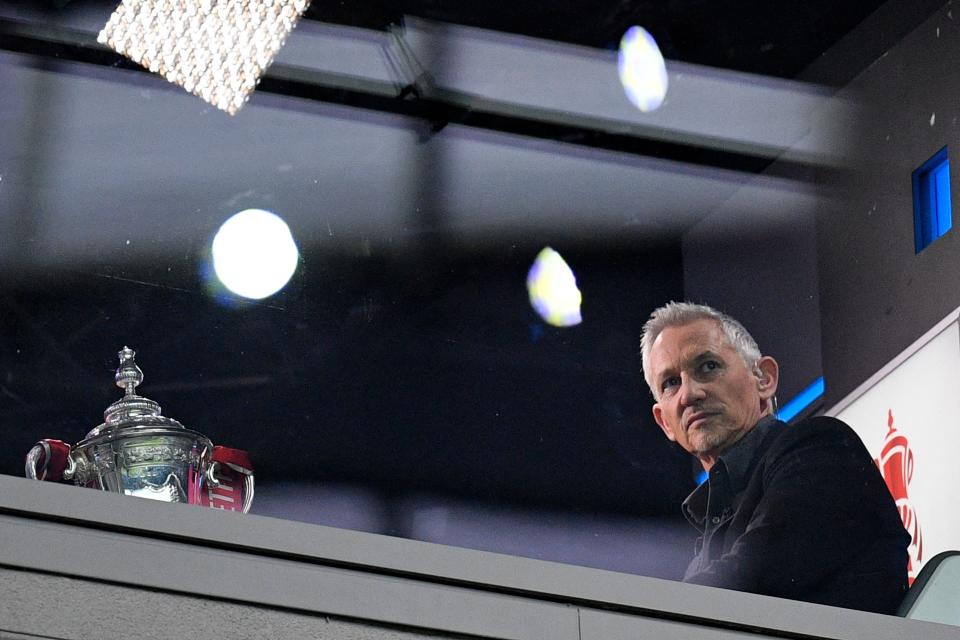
top-left (26, 347), bottom-right (253, 512)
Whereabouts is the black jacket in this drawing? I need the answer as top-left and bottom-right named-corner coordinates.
top-left (682, 416), bottom-right (910, 614)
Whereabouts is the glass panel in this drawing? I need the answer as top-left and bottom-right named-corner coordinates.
top-left (1, 1), bottom-right (951, 621)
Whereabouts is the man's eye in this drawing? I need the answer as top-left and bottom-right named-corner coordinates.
top-left (661, 377), bottom-right (680, 391)
top-left (700, 360), bottom-right (720, 373)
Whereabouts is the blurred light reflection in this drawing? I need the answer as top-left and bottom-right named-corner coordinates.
top-left (618, 26), bottom-right (668, 113)
top-left (526, 247), bottom-right (582, 327)
top-left (212, 209), bottom-right (299, 300)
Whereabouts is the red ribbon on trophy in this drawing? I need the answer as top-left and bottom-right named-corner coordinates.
top-left (24, 438), bottom-right (72, 482)
top-left (874, 409), bottom-right (923, 584)
top-left (196, 446), bottom-right (254, 512)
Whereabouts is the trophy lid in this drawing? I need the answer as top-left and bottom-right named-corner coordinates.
top-left (81, 347), bottom-right (188, 441)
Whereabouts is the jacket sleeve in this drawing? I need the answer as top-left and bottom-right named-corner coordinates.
top-left (683, 417), bottom-right (903, 599)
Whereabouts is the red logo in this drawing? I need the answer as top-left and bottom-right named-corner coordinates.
top-left (874, 409), bottom-right (923, 584)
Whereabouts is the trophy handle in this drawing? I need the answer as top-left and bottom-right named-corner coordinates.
top-left (25, 439), bottom-right (74, 482)
top-left (239, 472), bottom-right (255, 514)
top-left (200, 447), bottom-right (254, 513)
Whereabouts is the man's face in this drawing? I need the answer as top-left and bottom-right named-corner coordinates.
top-left (649, 319), bottom-right (776, 465)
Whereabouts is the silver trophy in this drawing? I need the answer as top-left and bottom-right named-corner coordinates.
top-left (25, 347), bottom-right (253, 512)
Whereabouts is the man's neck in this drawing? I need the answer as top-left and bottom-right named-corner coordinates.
top-left (696, 411), bottom-right (774, 472)
top-left (698, 455), bottom-right (718, 473)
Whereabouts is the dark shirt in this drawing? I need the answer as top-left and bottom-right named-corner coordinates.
top-left (680, 415), bottom-right (910, 614)
top-left (682, 415), bottom-right (778, 569)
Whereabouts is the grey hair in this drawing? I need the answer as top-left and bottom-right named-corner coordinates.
top-left (640, 301), bottom-right (762, 398)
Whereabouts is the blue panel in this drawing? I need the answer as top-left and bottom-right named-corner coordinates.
top-left (934, 162), bottom-right (952, 235)
top-left (778, 376), bottom-right (825, 423)
top-left (695, 469), bottom-right (709, 486)
top-left (923, 181), bottom-right (936, 246)
top-left (913, 147), bottom-right (952, 252)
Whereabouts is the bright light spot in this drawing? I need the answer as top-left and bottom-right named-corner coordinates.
top-left (618, 26), bottom-right (668, 113)
top-left (526, 247), bottom-right (582, 327)
top-left (212, 209), bottom-right (299, 299)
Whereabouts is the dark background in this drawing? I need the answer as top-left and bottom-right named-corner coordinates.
top-left (1, 242), bottom-right (689, 515)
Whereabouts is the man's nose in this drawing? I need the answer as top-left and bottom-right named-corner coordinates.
top-left (679, 374), bottom-right (706, 405)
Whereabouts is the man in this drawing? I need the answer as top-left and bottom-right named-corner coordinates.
top-left (640, 301), bottom-right (909, 614)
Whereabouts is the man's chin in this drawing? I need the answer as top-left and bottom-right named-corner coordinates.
top-left (689, 431), bottom-right (726, 456)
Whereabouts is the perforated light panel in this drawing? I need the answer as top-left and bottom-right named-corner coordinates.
top-left (98, 0), bottom-right (312, 115)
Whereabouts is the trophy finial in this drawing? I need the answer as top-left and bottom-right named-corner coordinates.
top-left (115, 346), bottom-right (143, 396)
top-left (103, 347), bottom-right (162, 424)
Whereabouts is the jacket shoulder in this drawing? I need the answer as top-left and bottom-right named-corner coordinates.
top-left (764, 415), bottom-right (869, 458)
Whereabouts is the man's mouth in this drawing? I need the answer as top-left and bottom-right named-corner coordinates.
top-left (686, 412), bottom-right (714, 430)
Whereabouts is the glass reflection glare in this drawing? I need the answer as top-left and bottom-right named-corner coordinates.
top-left (526, 247), bottom-right (582, 327)
top-left (617, 26), bottom-right (668, 113)
top-left (212, 209), bottom-right (299, 300)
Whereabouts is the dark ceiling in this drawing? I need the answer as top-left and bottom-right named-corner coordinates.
top-left (36, 0), bottom-right (892, 77)
top-left (309, 0), bottom-right (890, 78)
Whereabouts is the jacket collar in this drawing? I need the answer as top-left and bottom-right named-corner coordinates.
top-left (681, 414), bottom-right (780, 529)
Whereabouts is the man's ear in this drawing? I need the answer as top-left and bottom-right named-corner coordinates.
top-left (652, 404), bottom-right (676, 441)
top-left (755, 355), bottom-right (779, 401)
